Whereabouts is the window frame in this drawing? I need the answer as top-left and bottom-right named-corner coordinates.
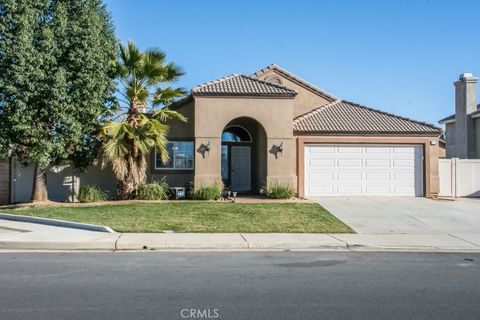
top-left (154, 140), bottom-right (195, 171)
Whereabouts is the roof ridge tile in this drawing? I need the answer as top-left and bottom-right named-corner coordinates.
top-left (252, 64), bottom-right (337, 101)
top-left (241, 74), bottom-right (297, 93)
top-left (192, 74), bottom-right (241, 92)
top-left (191, 73), bottom-right (297, 97)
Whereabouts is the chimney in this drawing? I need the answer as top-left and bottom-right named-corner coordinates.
top-left (454, 73), bottom-right (478, 158)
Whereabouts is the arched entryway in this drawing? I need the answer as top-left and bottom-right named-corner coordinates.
top-left (221, 117), bottom-right (267, 193)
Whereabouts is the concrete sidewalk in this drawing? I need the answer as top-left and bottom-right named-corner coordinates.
top-left (1, 219), bottom-right (480, 251)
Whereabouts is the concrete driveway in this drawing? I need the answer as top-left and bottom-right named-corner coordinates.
top-left (313, 197), bottom-right (480, 234)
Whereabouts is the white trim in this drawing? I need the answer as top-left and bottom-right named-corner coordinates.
top-left (471, 113), bottom-right (480, 119)
top-left (154, 141), bottom-right (194, 171)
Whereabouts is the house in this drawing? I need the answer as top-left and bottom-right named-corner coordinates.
top-left (152, 64), bottom-right (441, 198)
top-left (438, 73), bottom-right (480, 159)
top-left (5, 64), bottom-right (443, 203)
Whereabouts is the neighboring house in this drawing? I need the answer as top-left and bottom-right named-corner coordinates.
top-left (439, 73), bottom-right (480, 159)
top-left (6, 64), bottom-right (443, 203)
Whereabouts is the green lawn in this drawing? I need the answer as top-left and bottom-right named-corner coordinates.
top-left (3, 202), bottom-right (353, 233)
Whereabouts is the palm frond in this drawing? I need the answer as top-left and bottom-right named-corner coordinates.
top-left (151, 108), bottom-right (187, 123)
top-left (152, 87), bottom-right (186, 106)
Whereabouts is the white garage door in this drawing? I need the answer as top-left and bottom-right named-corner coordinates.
top-left (305, 145), bottom-right (424, 197)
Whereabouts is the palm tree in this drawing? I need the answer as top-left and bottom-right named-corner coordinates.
top-left (100, 42), bottom-right (186, 199)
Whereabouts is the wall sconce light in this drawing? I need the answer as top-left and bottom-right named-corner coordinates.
top-left (269, 142), bottom-right (284, 159)
top-left (278, 142), bottom-right (284, 152)
top-left (197, 141), bottom-right (212, 159)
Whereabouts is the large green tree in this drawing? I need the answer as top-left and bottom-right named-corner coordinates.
top-left (0, 0), bottom-right (117, 201)
top-left (100, 42), bottom-right (186, 199)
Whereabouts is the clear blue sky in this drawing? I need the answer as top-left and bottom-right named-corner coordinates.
top-left (105, 0), bottom-right (480, 126)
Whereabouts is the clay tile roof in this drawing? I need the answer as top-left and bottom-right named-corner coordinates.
top-left (294, 100), bottom-right (442, 135)
top-left (191, 74), bottom-right (297, 97)
top-left (252, 64), bottom-right (337, 102)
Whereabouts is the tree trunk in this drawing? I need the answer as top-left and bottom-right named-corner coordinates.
top-left (118, 179), bottom-right (136, 200)
top-left (32, 164), bottom-right (48, 202)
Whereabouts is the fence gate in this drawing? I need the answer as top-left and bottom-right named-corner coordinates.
top-left (439, 158), bottom-right (480, 197)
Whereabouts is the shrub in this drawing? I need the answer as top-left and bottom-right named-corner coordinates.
top-left (137, 180), bottom-right (170, 200)
top-left (78, 185), bottom-right (107, 203)
top-left (193, 181), bottom-right (224, 200)
top-left (267, 181), bottom-right (295, 199)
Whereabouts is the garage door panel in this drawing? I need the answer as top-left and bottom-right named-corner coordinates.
top-left (309, 172), bottom-right (334, 180)
top-left (338, 147), bottom-right (362, 154)
top-left (337, 159), bottom-right (362, 168)
top-left (305, 145), bottom-right (423, 197)
top-left (366, 172), bottom-right (391, 180)
top-left (310, 159), bottom-right (335, 167)
top-left (365, 159), bottom-right (390, 167)
top-left (394, 172), bottom-right (415, 180)
top-left (337, 185), bottom-right (362, 195)
top-left (338, 172), bottom-right (362, 180)
top-left (310, 146), bottom-right (335, 154)
top-left (365, 147), bottom-right (391, 154)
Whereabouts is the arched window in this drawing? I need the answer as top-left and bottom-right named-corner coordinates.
top-left (221, 126), bottom-right (252, 142)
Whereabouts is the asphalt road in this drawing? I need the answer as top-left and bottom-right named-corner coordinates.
top-left (1, 252), bottom-right (479, 320)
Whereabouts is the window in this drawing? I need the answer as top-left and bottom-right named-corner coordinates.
top-left (155, 141), bottom-right (194, 170)
top-left (221, 126), bottom-right (252, 142)
top-left (221, 145), bottom-right (229, 180)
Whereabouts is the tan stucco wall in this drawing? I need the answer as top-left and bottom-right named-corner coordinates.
top-left (439, 143), bottom-right (447, 158)
top-left (145, 100), bottom-right (195, 188)
top-left (193, 96), bottom-right (297, 189)
top-left (295, 135), bottom-right (440, 198)
top-left (167, 99), bottom-right (195, 138)
top-left (253, 69), bottom-right (332, 118)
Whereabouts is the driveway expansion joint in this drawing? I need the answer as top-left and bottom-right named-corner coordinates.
top-left (447, 233), bottom-right (480, 248)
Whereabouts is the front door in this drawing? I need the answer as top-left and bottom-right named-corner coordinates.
top-left (231, 146), bottom-right (251, 192)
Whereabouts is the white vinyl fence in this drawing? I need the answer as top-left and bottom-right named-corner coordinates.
top-left (439, 158), bottom-right (480, 197)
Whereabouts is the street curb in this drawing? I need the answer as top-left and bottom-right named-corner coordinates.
top-left (0, 213), bottom-right (115, 233)
top-left (0, 240), bottom-right (118, 251)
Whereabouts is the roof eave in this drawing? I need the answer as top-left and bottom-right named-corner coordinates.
top-left (438, 118), bottom-right (456, 124)
top-left (293, 130), bottom-right (442, 136)
top-left (192, 93), bottom-right (297, 98)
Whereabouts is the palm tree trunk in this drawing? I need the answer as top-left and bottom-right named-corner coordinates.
top-left (118, 179), bottom-right (135, 200)
top-left (32, 164), bottom-right (48, 202)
